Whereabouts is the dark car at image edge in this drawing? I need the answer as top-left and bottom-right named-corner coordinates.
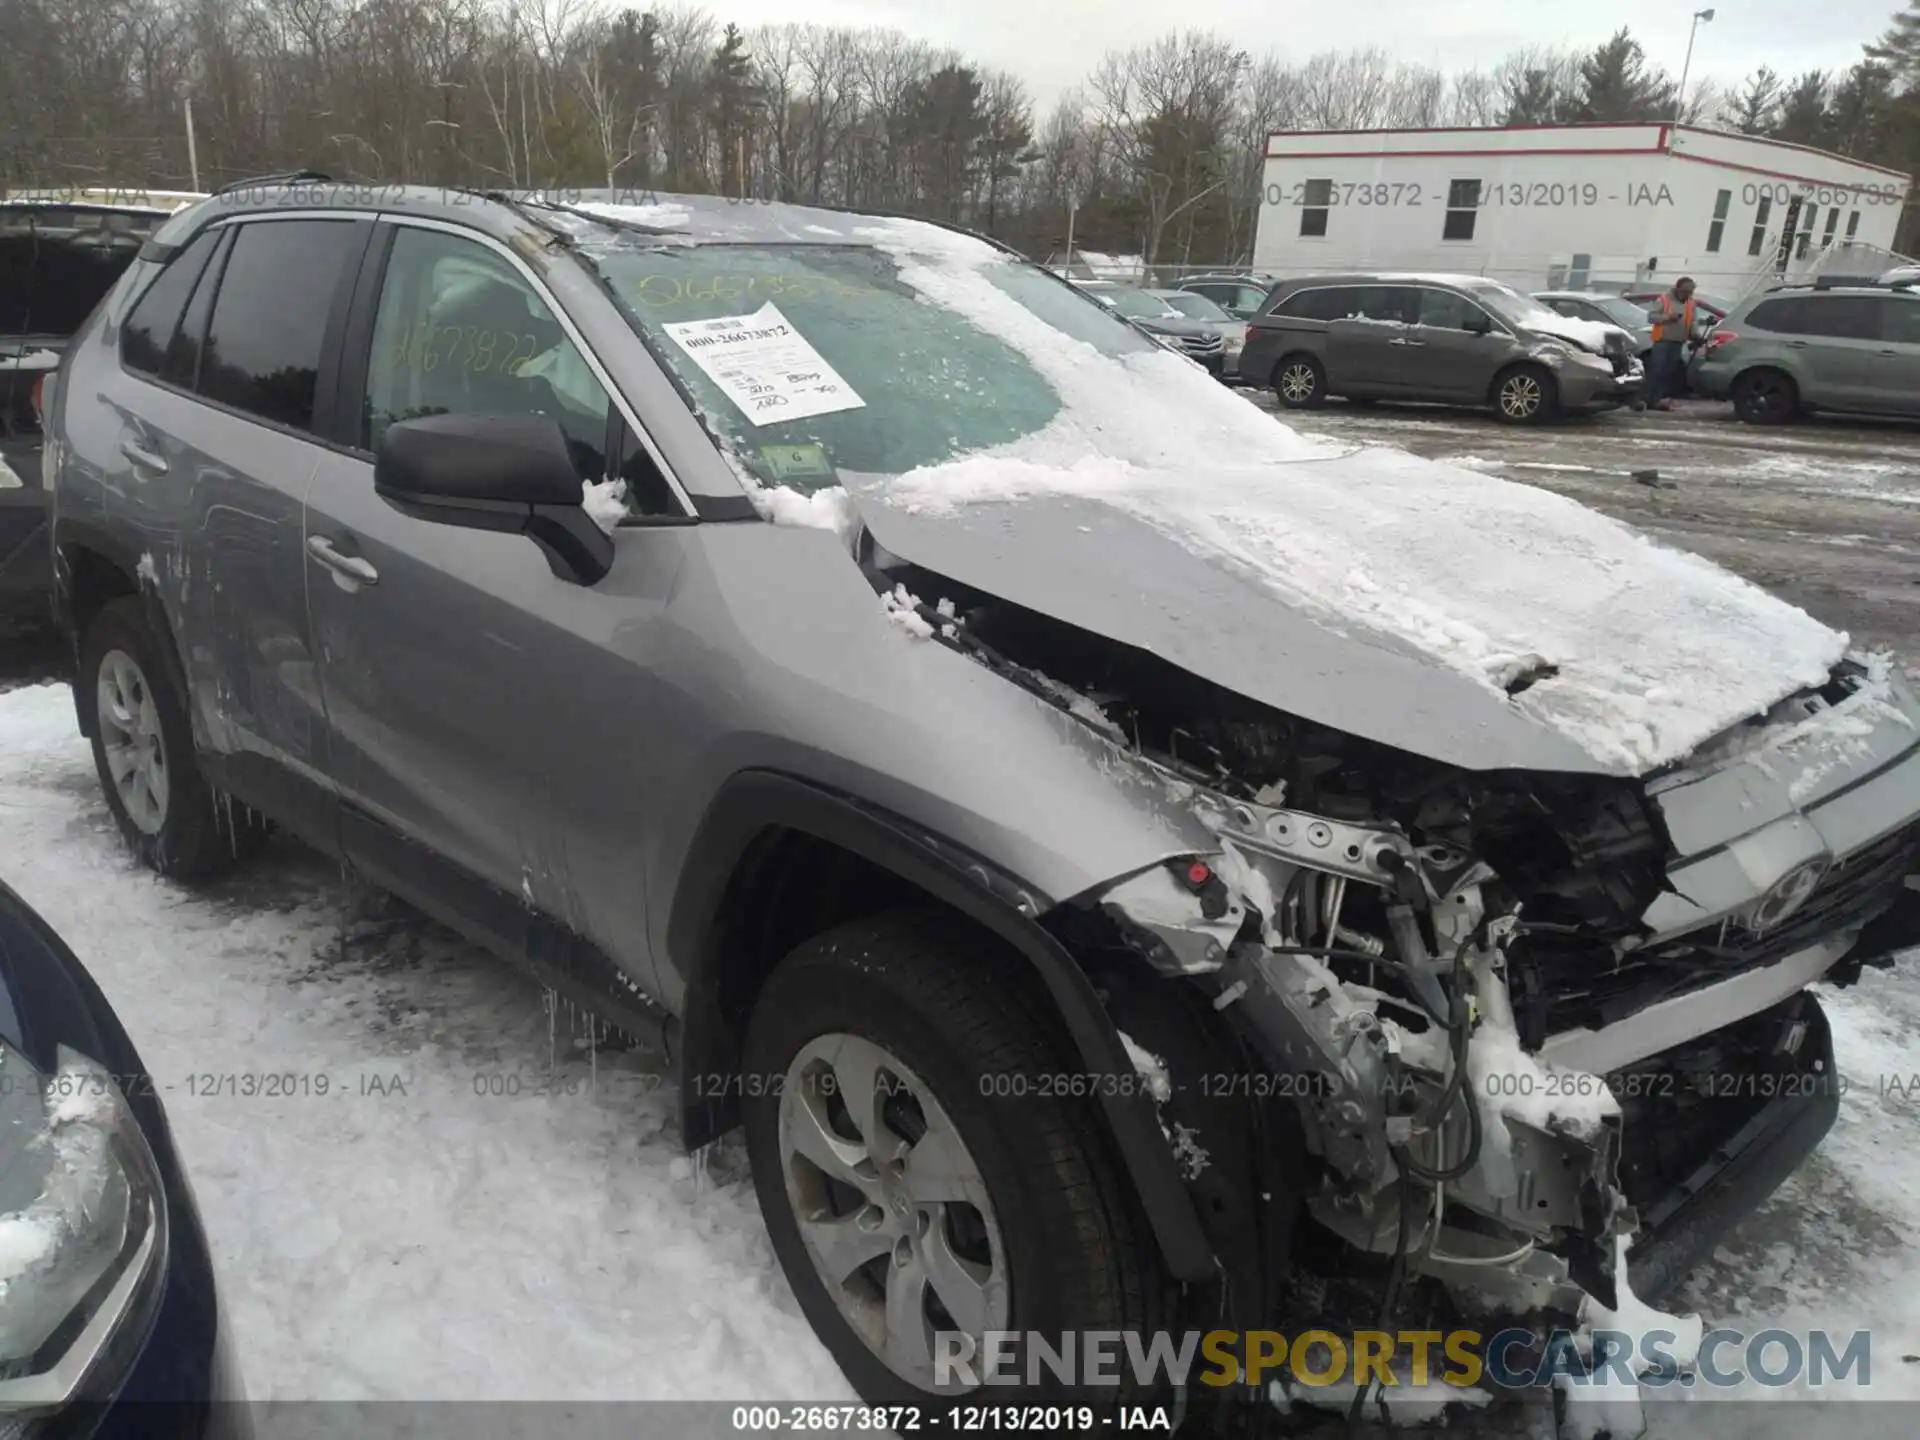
top-left (0, 878), bottom-right (248, 1439)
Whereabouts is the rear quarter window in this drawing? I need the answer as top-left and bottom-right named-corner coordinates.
top-left (120, 229), bottom-right (222, 375)
top-left (1742, 298), bottom-right (1807, 333)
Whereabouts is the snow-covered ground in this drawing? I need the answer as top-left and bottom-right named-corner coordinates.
top-left (6, 670), bottom-right (1920, 1434)
top-left (0, 683), bottom-right (848, 1412)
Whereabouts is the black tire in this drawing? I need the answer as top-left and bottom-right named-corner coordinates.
top-left (741, 909), bottom-right (1166, 1413)
top-left (1732, 368), bottom-right (1799, 425)
top-left (1273, 353), bottom-right (1327, 409)
top-left (80, 597), bottom-right (270, 880)
top-left (1491, 363), bottom-right (1558, 424)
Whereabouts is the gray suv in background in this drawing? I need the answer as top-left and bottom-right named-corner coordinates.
top-left (1689, 282), bottom-right (1920, 424)
top-left (1241, 272), bottom-right (1643, 422)
top-left (40, 180), bottom-right (1920, 1431)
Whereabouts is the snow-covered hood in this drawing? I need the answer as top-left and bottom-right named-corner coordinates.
top-left (847, 444), bottom-right (1846, 777)
top-left (1514, 310), bottom-right (1617, 354)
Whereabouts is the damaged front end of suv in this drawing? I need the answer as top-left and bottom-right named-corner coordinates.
top-left (873, 548), bottom-right (1920, 1401)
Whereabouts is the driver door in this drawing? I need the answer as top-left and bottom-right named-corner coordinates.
top-left (305, 220), bottom-right (619, 939)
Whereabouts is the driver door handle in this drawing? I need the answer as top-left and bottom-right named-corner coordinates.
top-left (307, 535), bottom-right (379, 586)
top-left (1388, 337), bottom-right (1426, 347)
top-left (118, 439), bottom-right (167, 474)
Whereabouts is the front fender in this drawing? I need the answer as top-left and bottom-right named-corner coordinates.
top-left (666, 768), bottom-right (1217, 1282)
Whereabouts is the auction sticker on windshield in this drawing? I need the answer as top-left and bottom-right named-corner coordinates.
top-left (660, 302), bottom-right (864, 426)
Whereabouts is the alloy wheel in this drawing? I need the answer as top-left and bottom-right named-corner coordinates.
top-left (1500, 374), bottom-right (1543, 419)
top-left (96, 649), bottom-right (169, 835)
top-left (778, 1032), bottom-right (1009, 1390)
top-left (1279, 363), bottom-right (1318, 403)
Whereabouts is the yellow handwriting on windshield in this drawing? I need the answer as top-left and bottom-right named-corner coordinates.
top-left (629, 273), bottom-right (865, 307)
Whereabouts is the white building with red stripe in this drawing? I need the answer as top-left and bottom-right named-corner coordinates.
top-left (1252, 124), bottom-right (1912, 295)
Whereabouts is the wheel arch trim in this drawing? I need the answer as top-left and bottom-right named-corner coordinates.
top-left (667, 768), bottom-right (1216, 1280)
top-left (53, 519), bottom-right (186, 741)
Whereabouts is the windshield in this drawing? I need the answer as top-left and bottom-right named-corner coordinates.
top-left (1158, 292), bottom-right (1229, 321)
top-left (1587, 296), bottom-right (1654, 329)
top-left (1465, 281), bottom-right (1566, 330)
top-left (590, 241), bottom-right (1171, 491)
top-left (1096, 287), bottom-right (1179, 320)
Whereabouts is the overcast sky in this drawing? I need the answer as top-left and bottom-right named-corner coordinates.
top-left (710, 0), bottom-right (1898, 113)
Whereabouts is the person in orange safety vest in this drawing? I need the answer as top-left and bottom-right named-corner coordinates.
top-left (1644, 276), bottom-right (1698, 411)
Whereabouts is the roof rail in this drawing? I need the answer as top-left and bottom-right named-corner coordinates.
top-left (212, 169), bottom-right (333, 196)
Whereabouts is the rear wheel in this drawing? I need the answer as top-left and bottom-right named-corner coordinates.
top-left (81, 597), bottom-right (269, 879)
top-left (1732, 368), bottom-right (1799, 424)
top-left (741, 909), bottom-right (1165, 1411)
top-left (1274, 354), bottom-right (1326, 409)
top-left (1491, 363), bottom-right (1557, 424)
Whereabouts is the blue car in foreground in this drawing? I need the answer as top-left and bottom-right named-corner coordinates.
top-left (0, 878), bottom-right (248, 1439)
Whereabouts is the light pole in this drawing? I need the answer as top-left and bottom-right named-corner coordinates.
top-left (1676, 8), bottom-right (1715, 122)
top-left (183, 87), bottom-right (200, 193)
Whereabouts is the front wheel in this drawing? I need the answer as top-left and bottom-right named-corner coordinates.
top-left (81, 597), bottom-right (269, 879)
top-left (1491, 363), bottom-right (1557, 424)
top-left (741, 909), bottom-right (1164, 1411)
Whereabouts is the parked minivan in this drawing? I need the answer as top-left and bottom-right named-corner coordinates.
top-left (1689, 282), bottom-right (1920, 424)
top-left (1241, 272), bottom-right (1643, 423)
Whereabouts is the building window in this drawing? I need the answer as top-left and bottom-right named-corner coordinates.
top-left (1748, 195), bottom-right (1772, 256)
top-left (1846, 210), bottom-right (1860, 240)
top-left (1821, 207), bottom-right (1840, 248)
top-left (1569, 253), bottom-right (1592, 288)
top-left (1796, 204), bottom-right (1818, 260)
top-left (1299, 179), bottom-right (1331, 238)
top-left (1442, 179), bottom-right (1480, 241)
top-left (1705, 189), bottom-right (1731, 253)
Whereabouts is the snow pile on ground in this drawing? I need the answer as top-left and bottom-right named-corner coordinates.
top-left (835, 217), bottom-right (1847, 775)
top-left (0, 685), bottom-right (846, 1406)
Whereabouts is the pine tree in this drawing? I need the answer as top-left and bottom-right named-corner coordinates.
top-left (708, 23), bottom-right (760, 197)
top-left (1731, 67), bottom-right (1783, 134)
top-left (1569, 29), bottom-right (1677, 122)
top-left (1866, 2), bottom-right (1920, 87)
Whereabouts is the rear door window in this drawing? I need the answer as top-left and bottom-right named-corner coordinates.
top-left (1344, 286), bottom-right (1418, 324)
top-left (198, 219), bottom-right (362, 433)
top-left (121, 229), bottom-right (222, 376)
top-left (1797, 296), bottom-right (1881, 340)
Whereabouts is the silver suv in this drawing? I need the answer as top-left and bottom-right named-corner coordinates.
top-left (1689, 282), bottom-right (1920, 424)
top-left (1241, 273), bottom-right (1642, 422)
top-left (43, 181), bottom-right (1920, 1427)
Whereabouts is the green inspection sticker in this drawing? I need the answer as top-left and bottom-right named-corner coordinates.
top-left (758, 443), bottom-right (835, 481)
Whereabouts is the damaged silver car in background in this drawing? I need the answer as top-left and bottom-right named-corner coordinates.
top-left (51, 185), bottom-right (1920, 1438)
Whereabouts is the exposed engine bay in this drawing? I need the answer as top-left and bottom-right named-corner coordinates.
top-left (862, 536), bottom-right (1920, 1374)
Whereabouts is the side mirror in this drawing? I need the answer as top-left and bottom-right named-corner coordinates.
top-left (1462, 311), bottom-right (1493, 335)
top-left (374, 413), bottom-right (613, 586)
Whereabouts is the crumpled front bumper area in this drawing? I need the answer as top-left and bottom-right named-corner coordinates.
top-left (1610, 989), bottom-right (1842, 1305)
